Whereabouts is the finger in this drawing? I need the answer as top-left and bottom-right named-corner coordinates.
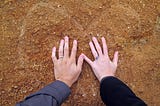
top-left (52, 47), bottom-right (57, 62)
top-left (113, 51), bottom-right (119, 66)
top-left (59, 39), bottom-right (64, 59)
top-left (64, 36), bottom-right (69, 58)
top-left (89, 41), bottom-right (98, 58)
top-left (101, 37), bottom-right (108, 56)
top-left (71, 40), bottom-right (77, 61)
top-left (77, 54), bottom-right (84, 72)
top-left (92, 37), bottom-right (103, 56)
top-left (83, 54), bottom-right (93, 66)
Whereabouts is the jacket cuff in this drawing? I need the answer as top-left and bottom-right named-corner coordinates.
top-left (100, 76), bottom-right (125, 96)
top-left (47, 80), bottom-right (71, 103)
top-left (26, 80), bottom-right (71, 105)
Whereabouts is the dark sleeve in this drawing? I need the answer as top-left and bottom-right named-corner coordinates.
top-left (16, 80), bottom-right (71, 106)
top-left (100, 76), bottom-right (147, 106)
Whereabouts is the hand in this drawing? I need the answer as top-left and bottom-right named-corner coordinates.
top-left (83, 37), bottom-right (118, 82)
top-left (51, 36), bottom-right (84, 87)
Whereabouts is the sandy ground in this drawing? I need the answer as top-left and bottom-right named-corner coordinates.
top-left (0, 0), bottom-right (160, 105)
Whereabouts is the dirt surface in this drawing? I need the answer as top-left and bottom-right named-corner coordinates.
top-left (0, 0), bottom-right (160, 105)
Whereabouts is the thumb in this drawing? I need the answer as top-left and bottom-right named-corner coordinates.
top-left (83, 54), bottom-right (93, 66)
top-left (77, 54), bottom-right (84, 72)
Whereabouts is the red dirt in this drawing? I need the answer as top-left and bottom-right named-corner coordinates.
top-left (0, 0), bottom-right (160, 105)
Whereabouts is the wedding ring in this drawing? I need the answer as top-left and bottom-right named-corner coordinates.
top-left (59, 56), bottom-right (63, 59)
top-left (95, 56), bottom-right (99, 60)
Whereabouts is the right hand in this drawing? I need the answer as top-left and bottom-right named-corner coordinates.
top-left (83, 37), bottom-right (118, 82)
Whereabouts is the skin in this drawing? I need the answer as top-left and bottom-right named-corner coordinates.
top-left (51, 36), bottom-right (118, 87)
top-left (83, 37), bottom-right (118, 81)
top-left (52, 36), bottom-right (84, 87)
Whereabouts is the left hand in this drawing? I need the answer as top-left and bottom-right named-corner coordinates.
top-left (51, 36), bottom-right (84, 87)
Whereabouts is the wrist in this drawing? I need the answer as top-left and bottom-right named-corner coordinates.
top-left (99, 74), bottom-right (114, 82)
top-left (57, 78), bottom-right (72, 87)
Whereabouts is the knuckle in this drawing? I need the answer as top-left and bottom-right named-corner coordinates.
top-left (70, 58), bottom-right (75, 62)
top-left (64, 60), bottom-right (67, 64)
top-left (77, 68), bottom-right (81, 72)
top-left (59, 51), bottom-right (63, 54)
top-left (93, 52), bottom-right (97, 56)
top-left (59, 49), bottom-right (63, 51)
top-left (52, 57), bottom-right (55, 60)
top-left (64, 47), bottom-right (68, 50)
top-left (97, 48), bottom-right (101, 51)
top-left (73, 48), bottom-right (77, 52)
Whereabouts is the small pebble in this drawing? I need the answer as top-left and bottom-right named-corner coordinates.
top-left (0, 78), bottom-right (3, 81)
top-left (14, 86), bottom-right (18, 89)
top-left (2, 91), bottom-right (5, 94)
top-left (57, 5), bottom-right (61, 7)
top-left (93, 93), bottom-right (96, 96)
top-left (82, 94), bottom-right (86, 97)
top-left (23, 90), bottom-right (27, 93)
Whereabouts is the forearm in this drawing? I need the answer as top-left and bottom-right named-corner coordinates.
top-left (100, 76), bottom-right (147, 106)
top-left (16, 80), bottom-right (71, 106)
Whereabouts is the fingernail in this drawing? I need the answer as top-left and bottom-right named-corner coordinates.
top-left (65, 36), bottom-right (68, 39)
top-left (81, 54), bottom-right (84, 58)
top-left (74, 40), bottom-right (77, 44)
top-left (116, 51), bottom-right (119, 54)
top-left (60, 39), bottom-right (63, 42)
top-left (52, 47), bottom-right (56, 52)
top-left (92, 36), bottom-right (96, 39)
top-left (81, 53), bottom-right (85, 57)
